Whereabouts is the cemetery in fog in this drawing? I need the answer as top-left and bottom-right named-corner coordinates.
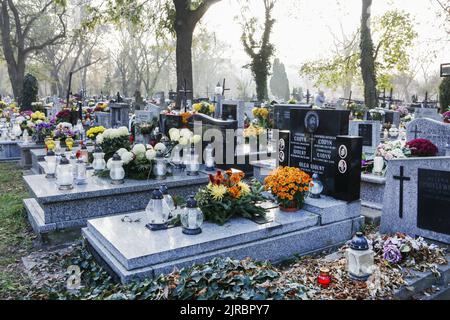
top-left (0, 0), bottom-right (449, 302)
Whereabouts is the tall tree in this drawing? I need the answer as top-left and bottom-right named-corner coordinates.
top-left (0, 0), bottom-right (66, 105)
top-left (270, 58), bottom-right (290, 101)
top-left (360, 0), bottom-right (377, 108)
top-left (239, 0), bottom-right (276, 102)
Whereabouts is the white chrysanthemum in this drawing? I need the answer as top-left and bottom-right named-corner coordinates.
top-left (96, 134), bottom-right (104, 144)
top-left (117, 148), bottom-right (128, 157)
top-left (121, 151), bottom-right (134, 165)
top-left (180, 128), bottom-right (193, 138)
top-left (190, 134), bottom-right (202, 145)
top-left (154, 143), bottom-right (167, 153)
top-left (179, 137), bottom-right (189, 146)
top-left (169, 129), bottom-right (180, 142)
top-left (102, 129), bottom-right (111, 139)
top-left (145, 149), bottom-right (157, 161)
top-left (16, 116), bottom-right (25, 123)
top-left (118, 126), bottom-right (129, 136)
top-left (132, 144), bottom-right (146, 155)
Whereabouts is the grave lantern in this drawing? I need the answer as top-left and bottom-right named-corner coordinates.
top-left (79, 143), bottom-right (89, 163)
top-left (92, 146), bottom-right (106, 173)
top-left (204, 143), bottom-right (215, 171)
top-left (146, 189), bottom-right (170, 231)
top-left (160, 185), bottom-right (176, 213)
top-left (44, 150), bottom-right (57, 179)
top-left (317, 268), bottom-right (331, 288)
top-left (56, 155), bottom-right (74, 190)
top-left (373, 157), bottom-right (384, 176)
top-left (346, 232), bottom-right (374, 281)
top-left (185, 144), bottom-right (200, 176)
top-left (215, 82), bottom-right (223, 95)
top-left (75, 158), bottom-right (87, 185)
top-left (309, 173), bottom-right (324, 199)
top-left (181, 196), bottom-right (204, 235)
top-left (171, 146), bottom-right (184, 172)
top-left (153, 151), bottom-right (168, 180)
top-left (109, 153), bottom-right (125, 185)
top-left (22, 129), bottom-right (29, 145)
top-left (11, 120), bottom-right (22, 139)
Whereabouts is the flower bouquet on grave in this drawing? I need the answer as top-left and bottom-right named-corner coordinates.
top-left (86, 126), bottom-right (106, 142)
top-left (33, 121), bottom-right (54, 143)
top-left (94, 102), bottom-right (109, 113)
top-left (195, 170), bottom-right (268, 225)
top-left (55, 109), bottom-right (72, 124)
top-left (264, 167), bottom-right (312, 212)
top-left (443, 110), bottom-right (450, 124)
top-left (348, 103), bottom-right (366, 120)
top-left (368, 108), bottom-right (385, 122)
top-left (96, 126), bottom-right (131, 161)
top-left (405, 139), bottom-right (438, 157)
top-left (193, 101), bottom-right (215, 117)
top-left (376, 140), bottom-right (410, 161)
top-left (252, 106), bottom-right (270, 129)
top-left (52, 122), bottom-right (76, 145)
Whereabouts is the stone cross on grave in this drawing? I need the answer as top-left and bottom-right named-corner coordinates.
top-left (393, 166), bottom-right (411, 219)
top-left (179, 79), bottom-right (192, 113)
top-left (221, 78), bottom-right (231, 98)
top-left (411, 125), bottom-right (423, 139)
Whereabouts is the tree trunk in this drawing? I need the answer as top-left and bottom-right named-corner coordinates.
top-left (175, 24), bottom-right (195, 108)
top-left (360, 0), bottom-right (378, 109)
top-left (255, 70), bottom-right (268, 101)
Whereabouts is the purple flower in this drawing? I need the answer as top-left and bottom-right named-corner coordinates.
top-left (383, 244), bottom-right (402, 264)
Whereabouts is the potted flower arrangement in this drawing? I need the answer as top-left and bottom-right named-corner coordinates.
top-left (368, 108), bottom-right (385, 122)
top-left (33, 122), bottom-right (54, 143)
top-left (405, 139), bottom-right (438, 157)
top-left (52, 122), bottom-right (76, 144)
top-left (86, 126), bottom-right (106, 142)
top-left (264, 167), bottom-right (312, 212)
top-left (252, 107), bottom-right (270, 128)
top-left (195, 170), bottom-right (267, 225)
top-left (443, 110), bottom-right (450, 124)
top-left (96, 126), bottom-right (131, 161)
top-left (348, 102), bottom-right (366, 120)
top-left (94, 102), bottom-right (109, 113)
top-left (55, 109), bottom-right (72, 124)
top-left (193, 102), bottom-right (215, 117)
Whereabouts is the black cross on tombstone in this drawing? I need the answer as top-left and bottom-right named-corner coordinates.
top-left (393, 166), bottom-right (411, 219)
top-left (306, 89), bottom-right (311, 104)
top-left (411, 125), bottom-right (423, 139)
top-left (423, 91), bottom-right (429, 108)
top-left (178, 79), bottom-right (192, 113)
top-left (221, 78), bottom-right (231, 97)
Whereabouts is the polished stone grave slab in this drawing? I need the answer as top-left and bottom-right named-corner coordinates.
top-left (18, 142), bottom-right (45, 169)
top-left (30, 146), bottom-right (94, 174)
top-left (23, 171), bottom-right (210, 235)
top-left (381, 157), bottom-right (450, 244)
top-left (360, 173), bottom-right (386, 210)
top-left (0, 140), bottom-right (21, 161)
top-left (83, 202), bottom-right (364, 283)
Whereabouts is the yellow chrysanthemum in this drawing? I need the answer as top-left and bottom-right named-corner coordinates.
top-left (209, 184), bottom-right (228, 201)
top-left (238, 182), bottom-right (251, 195)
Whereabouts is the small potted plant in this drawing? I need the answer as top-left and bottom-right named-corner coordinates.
top-left (264, 167), bottom-right (312, 212)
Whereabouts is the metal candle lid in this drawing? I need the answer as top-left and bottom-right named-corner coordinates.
top-left (151, 189), bottom-right (164, 200)
top-left (349, 232), bottom-right (369, 251)
top-left (112, 153), bottom-right (121, 161)
top-left (160, 185), bottom-right (169, 195)
top-left (186, 196), bottom-right (197, 208)
top-left (59, 155), bottom-right (70, 165)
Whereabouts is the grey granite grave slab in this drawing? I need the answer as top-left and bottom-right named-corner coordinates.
top-left (95, 112), bottom-right (111, 128)
top-left (83, 205), bottom-right (364, 283)
top-left (303, 196), bottom-right (361, 225)
top-left (414, 108), bottom-right (442, 122)
top-left (24, 171), bottom-right (209, 235)
top-left (381, 157), bottom-right (450, 244)
top-left (0, 141), bottom-right (21, 161)
top-left (18, 142), bottom-right (45, 169)
top-left (251, 159), bottom-right (277, 183)
top-left (349, 120), bottom-right (381, 155)
top-left (406, 118), bottom-right (450, 156)
top-left (360, 173), bottom-right (386, 210)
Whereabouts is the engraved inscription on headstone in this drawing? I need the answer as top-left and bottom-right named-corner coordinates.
top-left (417, 169), bottom-right (450, 235)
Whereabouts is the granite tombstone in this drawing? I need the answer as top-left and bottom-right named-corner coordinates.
top-left (349, 120), bottom-right (381, 155)
top-left (406, 118), bottom-right (450, 156)
top-left (381, 157), bottom-right (450, 244)
top-left (414, 108), bottom-right (442, 122)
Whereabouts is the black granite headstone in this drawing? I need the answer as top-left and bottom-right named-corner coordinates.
top-left (417, 169), bottom-right (450, 235)
top-left (159, 114), bottom-right (182, 136)
top-left (358, 123), bottom-right (373, 147)
top-left (222, 103), bottom-right (237, 121)
top-left (278, 131), bottom-right (291, 167)
top-left (273, 104), bottom-right (312, 130)
top-left (334, 136), bottom-right (363, 202)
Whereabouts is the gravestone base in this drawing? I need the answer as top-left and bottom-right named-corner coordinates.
top-left (23, 172), bottom-right (210, 238)
top-left (19, 143), bottom-right (45, 169)
top-left (82, 199), bottom-right (364, 284)
top-left (360, 173), bottom-right (386, 210)
top-left (252, 159), bottom-right (277, 183)
top-left (0, 141), bottom-right (21, 161)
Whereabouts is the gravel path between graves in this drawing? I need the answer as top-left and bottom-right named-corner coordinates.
top-left (0, 162), bottom-right (447, 300)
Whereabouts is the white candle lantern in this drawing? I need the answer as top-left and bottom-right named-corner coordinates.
top-left (204, 143), bottom-right (215, 171)
top-left (146, 189), bottom-right (171, 231)
top-left (11, 121), bottom-right (22, 139)
top-left (181, 196), bottom-right (204, 235)
top-left (153, 152), bottom-right (168, 180)
top-left (22, 129), bottom-right (29, 145)
top-left (79, 144), bottom-right (89, 164)
top-left (109, 153), bottom-right (125, 185)
top-left (373, 156), bottom-right (385, 175)
top-left (185, 145), bottom-right (200, 176)
top-left (75, 158), bottom-right (87, 185)
top-left (44, 150), bottom-right (57, 179)
top-left (92, 146), bottom-right (106, 173)
top-left (309, 173), bottom-right (324, 199)
top-left (160, 184), bottom-right (176, 213)
top-left (345, 232), bottom-right (374, 281)
top-left (56, 155), bottom-right (74, 190)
